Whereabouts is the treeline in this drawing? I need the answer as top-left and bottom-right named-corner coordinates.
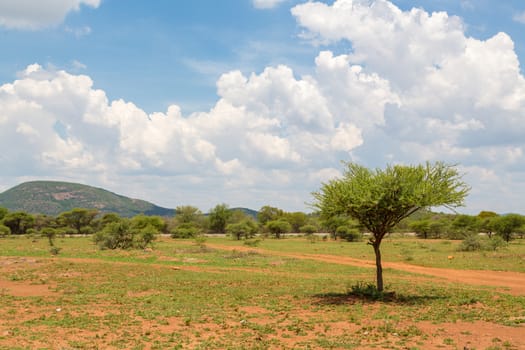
top-left (395, 210), bottom-right (525, 242)
top-left (1, 206), bottom-right (524, 250)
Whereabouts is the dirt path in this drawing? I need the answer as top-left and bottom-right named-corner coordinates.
top-left (206, 243), bottom-right (525, 295)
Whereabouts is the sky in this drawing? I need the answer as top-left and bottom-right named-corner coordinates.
top-left (1, 0), bottom-right (525, 214)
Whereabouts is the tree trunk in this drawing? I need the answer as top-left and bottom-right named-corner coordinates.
top-left (373, 242), bottom-right (383, 292)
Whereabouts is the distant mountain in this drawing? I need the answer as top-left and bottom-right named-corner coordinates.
top-left (230, 207), bottom-right (258, 219)
top-left (0, 181), bottom-right (175, 217)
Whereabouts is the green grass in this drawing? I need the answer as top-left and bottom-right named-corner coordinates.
top-left (0, 235), bottom-right (524, 349)
top-left (205, 235), bottom-right (525, 272)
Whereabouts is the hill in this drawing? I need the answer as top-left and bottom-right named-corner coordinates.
top-left (0, 181), bottom-right (175, 217)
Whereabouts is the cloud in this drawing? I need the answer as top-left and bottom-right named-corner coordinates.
top-left (252, 0), bottom-right (287, 9)
top-left (2, 0), bottom-right (525, 214)
top-left (514, 11), bottom-right (525, 24)
top-left (0, 0), bottom-right (100, 30)
top-left (0, 59), bottom-right (365, 210)
top-left (291, 0), bottom-right (525, 213)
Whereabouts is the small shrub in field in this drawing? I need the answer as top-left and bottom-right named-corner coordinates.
top-left (171, 223), bottom-right (199, 238)
top-left (94, 220), bottom-right (159, 250)
top-left (94, 221), bottom-right (134, 249)
top-left (49, 246), bottom-right (61, 255)
top-left (133, 224), bottom-right (159, 249)
top-left (336, 226), bottom-right (362, 242)
top-left (348, 282), bottom-right (385, 300)
top-left (194, 235), bottom-right (207, 247)
top-left (484, 236), bottom-right (507, 251)
top-left (457, 235), bottom-right (482, 251)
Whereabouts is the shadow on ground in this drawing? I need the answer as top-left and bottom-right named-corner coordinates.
top-left (313, 291), bottom-right (446, 305)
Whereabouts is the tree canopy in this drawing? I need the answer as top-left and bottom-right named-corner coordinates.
top-left (313, 162), bottom-right (469, 291)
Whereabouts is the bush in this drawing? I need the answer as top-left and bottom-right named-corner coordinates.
top-left (0, 225), bottom-right (11, 237)
top-left (171, 223), bottom-right (199, 238)
top-left (457, 235), bottom-right (482, 251)
top-left (484, 236), bottom-right (507, 251)
top-left (94, 221), bottom-right (134, 249)
top-left (133, 224), bottom-right (159, 249)
top-left (336, 226), bottom-right (362, 242)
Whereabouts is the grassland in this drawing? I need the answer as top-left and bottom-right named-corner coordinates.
top-left (0, 235), bottom-right (524, 349)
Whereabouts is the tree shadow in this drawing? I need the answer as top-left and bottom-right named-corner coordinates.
top-left (313, 283), bottom-right (446, 305)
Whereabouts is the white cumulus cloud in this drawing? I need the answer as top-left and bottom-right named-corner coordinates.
top-left (0, 0), bottom-right (101, 30)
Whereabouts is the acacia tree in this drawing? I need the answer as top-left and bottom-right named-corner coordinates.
top-left (208, 203), bottom-right (232, 233)
top-left (313, 162), bottom-right (469, 292)
top-left (57, 208), bottom-right (98, 235)
top-left (491, 214), bottom-right (525, 242)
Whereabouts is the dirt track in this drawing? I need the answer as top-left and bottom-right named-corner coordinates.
top-left (207, 243), bottom-right (525, 295)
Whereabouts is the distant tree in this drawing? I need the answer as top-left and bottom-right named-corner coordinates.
top-left (336, 226), bottom-right (362, 242)
top-left (171, 205), bottom-right (204, 238)
top-left (266, 220), bottom-right (291, 239)
top-left (175, 205), bottom-right (203, 225)
top-left (477, 211), bottom-right (498, 238)
top-left (131, 215), bottom-right (167, 233)
top-left (491, 214), bottom-right (525, 242)
top-left (313, 162), bottom-right (469, 292)
top-left (285, 212), bottom-right (308, 233)
top-left (299, 224), bottom-right (317, 235)
top-left (0, 207), bottom-right (7, 221)
top-left (409, 220), bottom-right (431, 239)
top-left (33, 214), bottom-right (56, 231)
top-left (257, 206), bottom-right (284, 226)
top-left (229, 209), bottom-right (250, 224)
top-left (208, 203), bottom-right (232, 233)
top-left (428, 218), bottom-right (449, 239)
top-left (226, 219), bottom-right (258, 240)
top-left (92, 213), bottom-right (122, 231)
top-left (320, 215), bottom-right (353, 240)
top-left (450, 214), bottom-right (479, 239)
top-left (2, 211), bottom-right (35, 235)
top-left (57, 208), bottom-right (98, 235)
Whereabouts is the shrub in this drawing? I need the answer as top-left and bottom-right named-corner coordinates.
top-left (457, 235), bottom-right (482, 251)
top-left (94, 221), bottom-right (134, 249)
top-left (484, 236), bottom-right (507, 251)
top-left (336, 226), bottom-right (362, 242)
top-left (133, 224), bottom-right (159, 249)
top-left (0, 225), bottom-right (11, 237)
top-left (171, 223), bottom-right (199, 238)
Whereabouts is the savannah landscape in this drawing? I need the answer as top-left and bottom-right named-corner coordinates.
top-left (1, 233), bottom-right (524, 349)
top-left (2, 1), bottom-right (525, 349)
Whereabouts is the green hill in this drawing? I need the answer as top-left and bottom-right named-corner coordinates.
top-left (0, 181), bottom-right (175, 217)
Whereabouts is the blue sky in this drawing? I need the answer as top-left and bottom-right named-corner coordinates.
top-left (1, 0), bottom-right (525, 214)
